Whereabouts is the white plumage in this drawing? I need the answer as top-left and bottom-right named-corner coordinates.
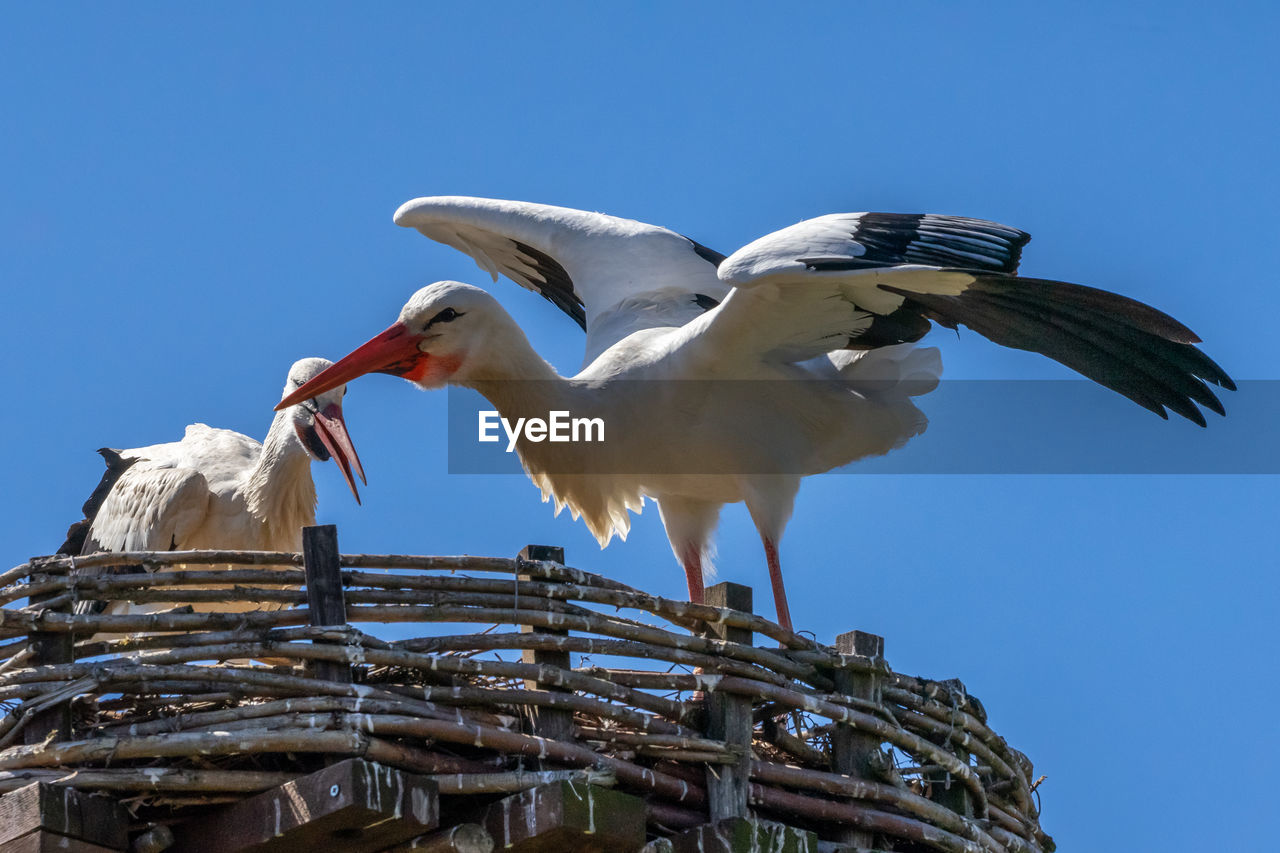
top-left (282, 197), bottom-right (1233, 631)
top-left (63, 357), bottom-right (365, 617)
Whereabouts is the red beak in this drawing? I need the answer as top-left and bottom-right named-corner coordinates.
top-left (276, 322), bottom-right (422, 411)
top-left (312, 402), bottom-right (367, 504)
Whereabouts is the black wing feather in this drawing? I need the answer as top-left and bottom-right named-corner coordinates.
top-left (57, 448), bottom-right (137, 556)
top-left (512, 240), bottom-right (586, 330)
top-left (879, 274), bottom-right (1233, 425)
top-left (684, 236), bottom-right (728, 268)
top-left (58, 448), bottom-right (143, 616)
top-left (986, 285), bottom-right (1235, 391)
top-left (509, 236), bottom-right (729, 329)
top-left (851, 214), bottom-right (1031, 274)
top-left (845, 304), bottom-right (933, 350)
top-left (962, 290), bottom-right (1214, 423)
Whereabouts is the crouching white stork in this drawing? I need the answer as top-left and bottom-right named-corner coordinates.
top-left (279, 197), bottom-right (1234, 631)
top-left (61, 357), bottom-right (365, 617)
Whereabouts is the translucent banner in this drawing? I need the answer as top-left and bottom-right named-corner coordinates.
top-left (445, 381), bottom-right (1275, 475)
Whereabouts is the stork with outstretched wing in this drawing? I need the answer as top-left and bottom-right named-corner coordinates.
top-left (280, 197), bottom-right (1233, 631)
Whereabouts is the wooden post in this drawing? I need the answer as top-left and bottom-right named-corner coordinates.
top-left (302, 525), bottom-right (351, 685)
top-left (830, 629), bottom-right (884, 849)
top-left (23, 562), bottom-right (73, 745)
top-left (702, 581), bottom-right (753, 821)
top-left (517, 545), bottom-right (573, 745)
top-left (478, 780), bottom-right (645, 852)
top-left (670, 817), bottom-right (816, 853)
top-left (925, 678), bottom-right (974, 818)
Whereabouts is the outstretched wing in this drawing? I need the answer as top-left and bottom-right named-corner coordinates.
top-left (762, 212), bottom-right (1031, 276)
top-left (689, 212), bottom-right (1234, 425)
top-left (393, 196), bottom-right (730, 362)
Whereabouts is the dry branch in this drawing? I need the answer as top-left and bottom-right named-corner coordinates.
top-left (0, 547), bottom-right (1053, 853)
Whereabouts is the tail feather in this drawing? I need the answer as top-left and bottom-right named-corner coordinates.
top-left (59, 448), bottom-right (140, 617)
top-left (57, 448), bottom-right (137, 556)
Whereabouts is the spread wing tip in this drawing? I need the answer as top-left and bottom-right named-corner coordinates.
top-left (879, 275), bottom-right (1235, 426)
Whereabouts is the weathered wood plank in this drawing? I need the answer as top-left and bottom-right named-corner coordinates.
top-left (517, 545), bottom-right (573, 745)
top-left (302, 525), bottom-right (351, 685)
top-left (0, 783), bottom-right (127, 850)
top-left (814, 842), bottom-right (895, 853)
top-left (925, 678), bottom-right (974, 819)
top-left (703, 582), bottom-right (753, 821)
top-left (167, 758), bottom-right (438, 853)
top-left (479, 780), bottom-right (645, 853)
top-left (669, 817), bottom-right (817, 853)
top-left (0, 830), bottom-right (121, 853)
top-left (831, 630), bottom-right (884, 778)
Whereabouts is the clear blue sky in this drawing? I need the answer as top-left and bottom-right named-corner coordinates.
top-left (3, 4), bottom-right (1276, 849)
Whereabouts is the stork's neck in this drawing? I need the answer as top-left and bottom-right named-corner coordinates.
top-left (457, 319), bottom-right (632, 549)
top-left (243, 411), bottom-right (317, 542)
top-left (461, 321), bottom-right (569, 415)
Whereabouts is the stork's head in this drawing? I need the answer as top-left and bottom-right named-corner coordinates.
top-left (277, 282), bottom-right (509, 410)
top-left (282, 357), bottom-right (367, 504)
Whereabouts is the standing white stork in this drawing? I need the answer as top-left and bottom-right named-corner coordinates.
top-left (61, 357), bottom-right (365, 616)
top-left (279, 198), bottom-right (1234, 631)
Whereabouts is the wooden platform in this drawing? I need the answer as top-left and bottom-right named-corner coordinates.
top-left (0, 530), bottom-right (1054, 853)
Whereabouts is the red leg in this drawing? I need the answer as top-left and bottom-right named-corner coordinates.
top-left (681, 544), bottom-right (704, 604)
top-left (763, 538), bottom-right (792, 632)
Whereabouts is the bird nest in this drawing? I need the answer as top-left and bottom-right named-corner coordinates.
top-left (0, 546), bottom-right (1052, 853)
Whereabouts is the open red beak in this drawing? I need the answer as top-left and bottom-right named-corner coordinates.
top-left (312, 402), bottom-right (366, 504)
top-left (276, 322), bottom-right (421, 411)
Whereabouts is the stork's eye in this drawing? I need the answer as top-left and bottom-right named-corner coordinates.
top-left (427, 307), bottom-right (462, 328)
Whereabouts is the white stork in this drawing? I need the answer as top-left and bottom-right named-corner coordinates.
top-left (62, 357), bottom-right (365, 616)
top-left (279, 198), bottom-right (1234, 631)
